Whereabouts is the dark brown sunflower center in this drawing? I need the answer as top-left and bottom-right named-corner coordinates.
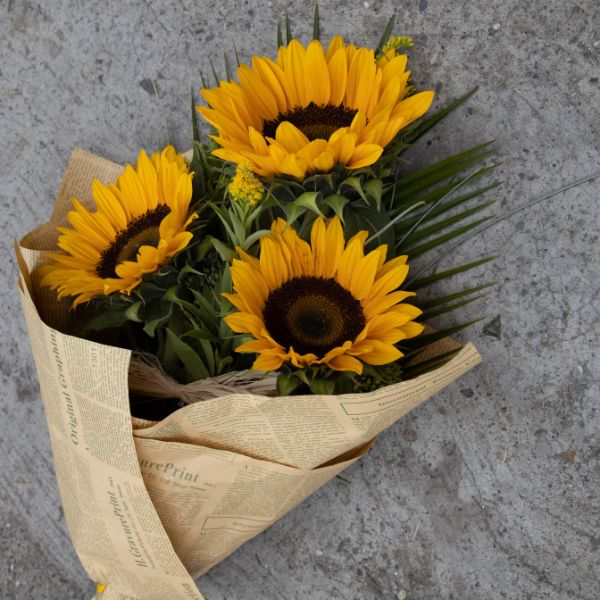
top-left (262, 276), bottom-right (365, 356)
top-left (262, 102), bottom-right (358, 141)
top-left (96, 204), bottom-right (170, 278)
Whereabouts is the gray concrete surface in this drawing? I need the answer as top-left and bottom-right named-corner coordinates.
top-left (1, 1), bottom-right (599, 599)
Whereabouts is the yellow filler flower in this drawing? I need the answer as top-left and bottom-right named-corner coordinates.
top-left (223, 217), bottom-right (424, 374)
top-left (197, 37), bottom-right (434, 179)
top-left (228, 163), bottom-right (265, 204)
top-left (40, 146), bottom-right (196, 306)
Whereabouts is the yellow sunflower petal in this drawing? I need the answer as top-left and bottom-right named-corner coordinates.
top-left (336, 231), bottom-right (368, 290)
top-left (286, 39), bottom-right (309, 107)
top-left (253, 350), bottom-right (287, 371)
top-left (347, 143), bottom-right (384, 169)
top-left (367, 264), bottom-right (410, 301)
top-left (222, 292), bottom-right (249, 313)
top-left (197, 38), bottom-right (434, 178)
top-left (231, 259), bottom-right (269, 316)
top-left (259, 236), bottom-right (290, 290)
top-left (236, 339), bottom-right (283, 353)
top-left (305, 40), bottom-right (330, 105)
top-left (92, 180), bottom-right (128, 230)
top-left (252, 56), bottom-right (288, 114)
top-left (280, 153), bottom-right (308, 179)
top-left (238, 64), bottom-right (279, 120)
top-left (225, 312), bottom-right (265, 337)
top-left (400, 320), bottom-right (425, 339)
top-left (41, 146), bottom-right (195, 306)
top-left (276, 122), bottom-right (310, 153)
top-left (224, 217), bottom-right (423, 372)
top-left (326, 354), bottom-right (363, 375)
top-left (325, 35), bottom-right (345, 61)
top-left (350, 339), bottom-right (403, 365)
top-left (327, 47), bottom-right (348, 106)
top-left (349, 250), bottom-right (381, 301)
top-left (363, 290), bottom-right (416, 320)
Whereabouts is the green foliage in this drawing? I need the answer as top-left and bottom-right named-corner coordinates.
top-left (82, 237), bottom-right (237, 383)
top-left (374, 15), bottom-right (396, 57)
top-left (312, 5), bottom-right (320, 41)
top-left (201, 84), bottom-right (503, 389)
top-left (72, 12), bottom-right (600, 399)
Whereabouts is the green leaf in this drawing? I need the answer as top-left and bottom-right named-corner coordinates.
top-left (391, 143), bottom-right (496, 205)
top-left (402, 348), bottom-right (461, 378)
top-left (224, 53), bottom-right (233, 80)
top-left (395, 162), bottom-right (498, 209)
top-left (244, 229), bottom-right (270, 249)
top-left (233, 42), bottom-right (241, 67)
top-left (166, 329), bottom-right (210, 381)
top-left (180, 328), bottom-right (218, 343)
top-left (394, 181), bottom-right (500, 229)
top-left (143, 301), bottom-right (174, 337)
top-left (191, 87), bottom-right (200, 143)
top-left (185, 332), bottom-right (216, 375)
top-left (276, 373), bottom-right (302, 396)
top-left (229, 210), bottom-right (247, 244)
top-left (395, 142), bottom-right (494, 187)
top-left (339, 176), bottom-right (368, 203)
top-left (209, 237), bottom-right (237, 262)
top-left (163, 291), bottom-right (205, 330)
top-left (303, 172), bottom-right (334, 191)
top-left (400, 320), bottom-right (482, 354)
top-left (399, 200), bottom-right (496, 248)
top-left (402, 87), bottom-right (478, 144)
top-left (294, 191), bottom-right (324, 217)
top-left (403, 216), bottom-right (492, 257)
top-left (366, 200), bottom-right (424, 248)
top-left (284, 202), bottom-right (307, 227)
top-left (417, 282), bottom-right (496, 310)
top-left (209, 57), bottom-right (220, 86)
top-left (323, 194), bottom-right (350, 222)
top-left (309, 378), bottom-right (335, 395)
top-left (190, 140), bottom-right (207, 199)
top-left (345, 205), bottom-right (396, 251)
top-left (374, 14), bottom-right (396, 56)
top-left (421, 293), bottom-right (488, 320)
top-left (189, 289), bottom-right (220, 335)
top-left (277, 21), bottom-right (283, 49)
top-left (363, 178), bottom-right (383, 209)
top-left (125, 302), bottom-right (143, 323)
top-left (333, 373), bottom-right (356, 394)
top-left (409, 255), bottom-right (498, 290)
top-left (313, 5), bottom-right (320, 40)
top-left (82, 307), bottom-right (130, 333)
top-left (414, 168), bottom-right (600, 279)
top-left (207, 202), bottom-right (239, 244)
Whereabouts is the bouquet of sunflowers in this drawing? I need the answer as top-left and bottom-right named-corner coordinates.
top-left (17, 12), bottom-right (595, 600)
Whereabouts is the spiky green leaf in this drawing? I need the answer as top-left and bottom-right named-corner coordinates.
top-left (402, 87), bottom-right (479, 144)
top-left (409, 255), bottom-right (498, 289)
top-left (375, 14), bottom-right (396, 56)
top-left (166, 328), bottom-right (210, 381)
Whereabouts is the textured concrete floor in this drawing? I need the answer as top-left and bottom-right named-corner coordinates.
top-left (1, 1), bottom-right (599, 599)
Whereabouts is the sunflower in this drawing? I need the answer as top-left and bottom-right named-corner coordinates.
top-left (40, 146), bottom-right (196, 306)
top-left (197, 37), bottom-right (434, 179)
top-left (223, 217), bottom-right (424, 374)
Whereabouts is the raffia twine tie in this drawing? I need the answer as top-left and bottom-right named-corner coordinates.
top-left (128, 354), bottom-right (278, 404)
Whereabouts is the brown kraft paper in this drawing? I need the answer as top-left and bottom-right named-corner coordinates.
top-left (17, 148), bottom-right (481, 599)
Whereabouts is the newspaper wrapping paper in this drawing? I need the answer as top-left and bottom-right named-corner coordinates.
top-left (17, 149), bottom-right (481, 600)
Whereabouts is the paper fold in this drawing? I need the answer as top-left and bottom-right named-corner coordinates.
top-left (17, 149), bottom-right (481, 599)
